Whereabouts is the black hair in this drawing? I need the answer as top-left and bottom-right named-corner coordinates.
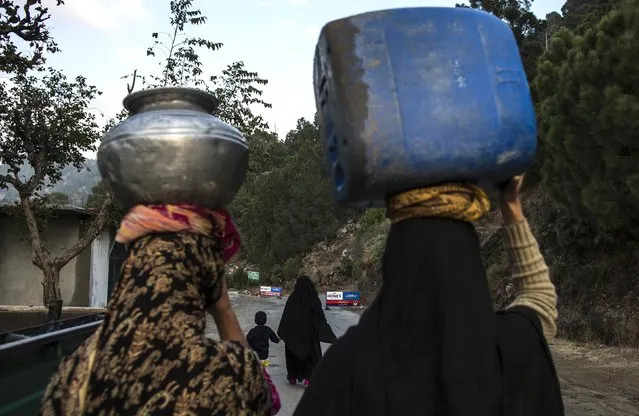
top-left (255, 310), bottom-right (267, 325)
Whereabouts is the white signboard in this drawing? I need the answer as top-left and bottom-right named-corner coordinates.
top-left (259, 286), bottom-right (282, 297)
top-left (326, 291), bottom-right (343, 300)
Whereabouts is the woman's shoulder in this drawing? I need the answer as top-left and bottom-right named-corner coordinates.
top-left (496, 305), bottom-right (547, 349)
top-left (495, 305), bottom-right (557, 380)
top-left (495, 306), bottom-right (564, 414)
top-left (497, 305), bottom-right (543, 329)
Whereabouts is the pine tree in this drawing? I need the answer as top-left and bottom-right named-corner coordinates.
top-left (533, 0), bottom-right (639, 238)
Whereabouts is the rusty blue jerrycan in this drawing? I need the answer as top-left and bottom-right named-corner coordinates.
top-left (313, 7), bottom-right (537, 207)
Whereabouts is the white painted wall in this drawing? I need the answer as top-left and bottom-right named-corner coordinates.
top-left (0, 215), bottom-right (92, 306)
top-left (89, 229), bottom-right (111, 307)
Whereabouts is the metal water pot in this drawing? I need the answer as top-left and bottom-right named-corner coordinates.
top-left (97, 87), bottom-right (248, 211)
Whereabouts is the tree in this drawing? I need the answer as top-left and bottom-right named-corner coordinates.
top-left (86, 181), bottom-right (124, 228)
top-left (0, 0), bottom-right (64, 74)
top-left (0, 68), bottom-right (112, 310)
top-left (121, 0), bottom-right (222, 90)
top-left (458, 0), bottom-right (539, 43)
top-left (85, 110), bottom-right (128, 227)
top-left (533, 0), bottom-right (639, 239)
top-left (43, 191), bottom-right (69, 205)
top-left (123, 0), bottom-right (272, 136)
top-left (144, 0), bottom-right (223, 88)
top-left (542, 11), bottom-right (563, 51)
top-left (211, 61), bottom-right (271, 137)
top-left (560, 0), bottom-right (620, 32)
top-left (456, 0), bottom-right (544, 76)
top-left (232, 118), bottom-right (353, 275)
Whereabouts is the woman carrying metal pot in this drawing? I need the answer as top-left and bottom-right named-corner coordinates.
top-left (40, 89), bottom-right (281, 415)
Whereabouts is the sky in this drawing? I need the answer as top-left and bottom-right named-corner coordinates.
top-left (37, 0), bottom-right (565, 142)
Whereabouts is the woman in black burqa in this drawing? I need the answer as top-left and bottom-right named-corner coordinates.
top-left (293, 176), bottom-right (565, 415)
top-left (278, 276), bottom-right (336, 387)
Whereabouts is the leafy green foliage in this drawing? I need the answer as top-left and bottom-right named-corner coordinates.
top-left (337, 256), bottom-right (355, 279)
top-left (0, 68), bottom-right (101, 195)
top-left (533, 0), bottom-right (639, 238)
top-left (456, 0), bottom-right (544, 76)
top-left (86, 181), bottom-right (124, 228)
top-left (457, 0), bottom-right (539, 44)
top-left (121, 0), bottom-right (271, 137)
top-left (144, 0), bottom-right (223, 88)
top-left (0, 0), bottom-right (63, 74)
top-left (227, 266), bottom-right (249, 290)
top-left (282, 256), bottom-right (303, 281)
top-left (355, 209), bottom-right (386, 239)
top-left (211, 61), bottom-right (271, 137)
top-left (0, 4), bottom-right (113, 308)
top-left (232, 118), bottom-right (353, 276)
top-left (560, 0), bottom-right (620, 32)
top-left (43, 192), bottom-right (69, 205)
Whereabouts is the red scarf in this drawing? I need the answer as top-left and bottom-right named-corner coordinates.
top-left (115, 204), bottom-right (241, 262)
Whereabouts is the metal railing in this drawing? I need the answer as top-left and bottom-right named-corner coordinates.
top-left (0, 314), bottom-right (103, 416)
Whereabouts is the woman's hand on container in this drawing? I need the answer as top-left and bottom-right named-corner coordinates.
top-left (499, 175), bottom-right (525, 225)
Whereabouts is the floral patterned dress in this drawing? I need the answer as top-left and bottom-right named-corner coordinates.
top-left (41, 232), bottom-right (272, 415)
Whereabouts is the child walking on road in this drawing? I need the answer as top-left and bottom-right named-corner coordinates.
top-left (248, 311), bottom-right (280, 366)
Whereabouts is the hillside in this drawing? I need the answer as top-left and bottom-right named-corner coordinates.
top-left (0, 161), bottom-right (100, 206)
top-left (2, 149), bottom-right (636, 349)
top-left (18, 154), bottom-right (632, 348)
top-left (298, 188), bottom-right (639, 347)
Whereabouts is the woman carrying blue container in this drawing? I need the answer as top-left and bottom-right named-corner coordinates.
top-left (298, 6), bottom-right (564, 416)
top-left (295, 175), bottom-right (564, 415)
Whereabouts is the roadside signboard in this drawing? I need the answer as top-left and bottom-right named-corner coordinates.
top-left (326, 291), bottom-right (360, 306)
top-left (247, 271), bottom-right (260, 283)
top-left (259, 286), bottom-right (283, 297)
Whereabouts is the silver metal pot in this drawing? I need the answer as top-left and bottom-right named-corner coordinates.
top-left (97, 87), bottom-right (248, 211)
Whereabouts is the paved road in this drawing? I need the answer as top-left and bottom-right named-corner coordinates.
top-left (205, 294), bottom-right (639, 416)
top-left (205, 293), bottom-right (360, 416)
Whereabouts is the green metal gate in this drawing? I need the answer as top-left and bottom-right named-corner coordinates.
top-left (0, 316), bottom-right (102, 415)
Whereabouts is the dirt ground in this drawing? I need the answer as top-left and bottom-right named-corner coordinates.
top-left (347, 305), bottom-right (638, 414)
top-left (551, 339), bottom-right (639, 415)
top-left (221, 295), bottom-right (638, 415)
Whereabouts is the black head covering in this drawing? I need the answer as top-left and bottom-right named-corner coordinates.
top-left (255, 311), bottom-right (267, 325)
top-left (277, 276), bottom-right (324, 360)
top-left (293, 218), bottom-right (564, 416)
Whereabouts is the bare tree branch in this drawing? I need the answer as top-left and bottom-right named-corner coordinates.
top-left (0, 173), bottom-right (18, 188)
top-left (25, 145), bottom-right (47, 193)
top-left (19, 195), bottom-right (48, 269)
top-left (53, 193), bottom-right (112, 267)
top-left (0, 0), bottom-right (64, 72)
top-left (126, 69), bottom-right (137, 94)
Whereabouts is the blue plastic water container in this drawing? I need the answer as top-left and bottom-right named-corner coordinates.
top-left (313, 7), bottom-right (537, 207)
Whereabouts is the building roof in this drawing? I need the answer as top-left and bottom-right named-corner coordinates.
top-left (46, 204), bottom-right (96, 217)
top-left (0, 203), bottom-right (96, 218)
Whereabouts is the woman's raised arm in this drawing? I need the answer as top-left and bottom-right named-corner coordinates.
top-left (500, 176), bottom-right (558, 341)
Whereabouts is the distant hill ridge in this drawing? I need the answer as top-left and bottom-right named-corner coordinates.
top-left (0, 160), bottom-right (101, 206)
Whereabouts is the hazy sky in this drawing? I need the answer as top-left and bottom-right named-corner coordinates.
top-left (39, 0), bottom-right (565, 138)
